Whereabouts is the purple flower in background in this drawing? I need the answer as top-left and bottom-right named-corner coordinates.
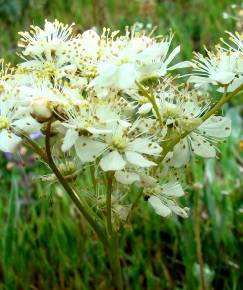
top-left (3, 131), bottom-right (42, 158)
top-left (4, 151), bottom-right (13, 160)
top-left (30, 131), bottom-right (43, 140)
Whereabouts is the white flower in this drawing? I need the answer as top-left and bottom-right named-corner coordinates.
top-left (18, 19), bottom-right (75, 59)
top-left (189, 49), bottom-right (242, 87)
top-left (135, 35), bottom-right (190, 80)
top-left (145, 82), bottom-right (232, 166)
top-left (18, 20), bottom-right (78, 82)
top-left (147, 182), bottom-right (189, 218)
top-left (99, 124), bottom-right (162, 171)
top-left (60, 101), bottom-right (126, 152)
top-left (73, 123), bottom-right (162, 171)
top-left (66, 30), bottom-right (100, 80)
top-left (151, 83), bottom-right (207, 137)
top-left (168, 115), bottom-right (231, 167)
top-left (0, 96), bottom-right (40, 152)
top-left (90, 32), bottom-right (189, 97)
top-left (18, 58), bottom-right (77, 82)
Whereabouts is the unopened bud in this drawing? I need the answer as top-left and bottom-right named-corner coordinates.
top-left (31, 97), bottom-right (53, 122)
top-left (182, 117), bottom-right (202, 131)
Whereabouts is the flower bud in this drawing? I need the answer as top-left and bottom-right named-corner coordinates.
top-left (31, 97), bottom-right (53, 122)
top-left (181, 117), bottom-right (202, 131)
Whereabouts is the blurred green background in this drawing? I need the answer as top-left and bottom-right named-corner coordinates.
top-left (0, 0), bottom-right (242, 289)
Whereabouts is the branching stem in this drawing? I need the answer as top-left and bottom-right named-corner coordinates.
top-left (159, 84), bottom-right (243, 162)
top-left (136, 81), bottom-right (163, 124)
top-left (44, 119), bottom-right (108, 245)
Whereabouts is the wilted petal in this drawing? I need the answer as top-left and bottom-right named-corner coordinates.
top-left (161, 182), bottom-right (184, 197)
top-left (148, 196), bottom-right (172, 217)
top-left (115, 171), bottom-right (140, 185)
top-left (170, 205), bottom-right (190, 218)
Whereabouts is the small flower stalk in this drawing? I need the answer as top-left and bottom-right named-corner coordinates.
top-left (1, 20), bottom-right (242, 289)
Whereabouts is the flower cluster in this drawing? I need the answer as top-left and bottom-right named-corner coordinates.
top-left (1, 20), bottom-right (242, 220)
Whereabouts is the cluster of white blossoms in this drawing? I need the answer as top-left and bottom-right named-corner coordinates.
top-left (0, 20), bottom-right (242, 219)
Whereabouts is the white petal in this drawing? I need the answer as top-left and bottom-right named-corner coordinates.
top-left (0, 130), bottom-right (21, 153)
top-left (161, 182), bottom-right (184, 197)
top-left (198, 116), bottom-right (231, 138)
top-left (128, 138), bottom-right (162, 156)
top-left (190, 133), bottom-right (216, 158)
top-left (75, 137), bottom-right (107, 162)
top-left (164, 45), bottom-right (180, 66)
top-left (211, 71), bottom-right (235, 85)
top-left (148, 196), bottom-right (172, 217)
top-left (100, 150), bottom-right (126, 171)
top-left (168, 61), bottom-right (192, 70)
top-left (61, 129), bottom-right (79, 152)
top-left (117, 64), bottom-right (136, 89)
top-left (138, 103), bottom-right (153, 114)
top-left (91, 62), bottom-right (117, 87)
top-left (115, 171), bottom-right (140, 185)
top-left (12, 116), bottom-right (41, 134)
top-left (125, 151), bottom-right (156, 167)
top-left (117, 119), bottom-right (131, 127)
top-left (188, 75), bottom-right (209, 86)
top-left (87, 127), bottom-right (112, 135)
top-left (170, 205), bottom-right (190, 218)
top-left (169, 139), bottom-right (190, 167)
top-left (218, 76), bottom-right (243, 92)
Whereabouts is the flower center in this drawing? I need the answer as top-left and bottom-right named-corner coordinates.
top-left (162, 103), bottom-right (181, 119)
top-left (111, 136), bottom-right (128, 151)
top-left (0, 116), bottom-right (9, 130)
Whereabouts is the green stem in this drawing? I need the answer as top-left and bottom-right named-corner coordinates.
top-left (90, 165), bottom-right (97, 195)
top-left (136, 81), bottom-right (163, 124)
top-left (45, 119), bottom-right (108, 245)
top-left (107, 232), bottom-right (124, 290)
top-left (193, 187), bottom-right (206, 290)
top-left (201, 83), bottom-right (243, 122)
top-left (21, 124), bottom-right (124, 289)
top-left (17, 130), bottom-right (48, 162)
top-left (105, 172), bottom-right (124, 289)
top-left (106, 172), bottom-right (114, 236)
top-left (159, 84), bottom-right (243, 162)
top-left (127, 188), bottom-right (143, 222)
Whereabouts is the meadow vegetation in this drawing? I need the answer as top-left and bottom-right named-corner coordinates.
top-left (0, 1), bottom-right (242, 289)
